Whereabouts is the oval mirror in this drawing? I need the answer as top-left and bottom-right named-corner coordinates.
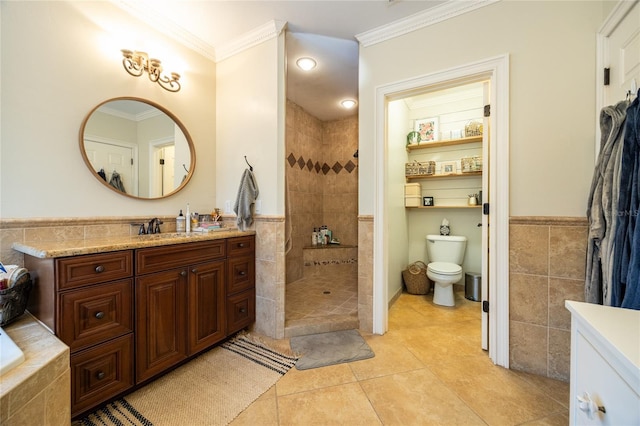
top-left (79, 97), bottom-right (195, 199)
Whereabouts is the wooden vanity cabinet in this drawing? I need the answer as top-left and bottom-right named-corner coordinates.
top-left (24, 234), bottom-right (255, 418)
top-left (135, 240), bottom-right (227, 383)
top-left (25, 250), bottom-right (135, 418)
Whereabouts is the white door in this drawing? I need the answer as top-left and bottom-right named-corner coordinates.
top-left (84, 139), bottom-right (136, 195)
top-left (604, 0), bottom-right (639, 104)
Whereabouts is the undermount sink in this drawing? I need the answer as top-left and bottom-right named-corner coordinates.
top-left (0, 327), bottom-right (25, 375)
top-left (134, 229), bottom-right (234, 240)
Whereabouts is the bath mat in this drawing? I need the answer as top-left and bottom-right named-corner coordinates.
top-left (290, 329), bottom-right (375, 370)
top-left (73, 333), bottom-right (298, 426)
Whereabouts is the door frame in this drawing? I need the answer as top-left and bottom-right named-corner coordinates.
top-left (372, 54), bottom-right (510, 367)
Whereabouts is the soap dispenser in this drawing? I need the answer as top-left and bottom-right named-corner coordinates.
top-left (176, 210), bottom-right (186, 232)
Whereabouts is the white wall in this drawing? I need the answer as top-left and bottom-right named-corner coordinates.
top-left (0, 1), bottom-right (216, 218)
top-left (215, 30), bottom-right (286, 216)
top-left (359, 1), bottom-right (605, 218)
top-left (387, 100), bottom-right (410, 300)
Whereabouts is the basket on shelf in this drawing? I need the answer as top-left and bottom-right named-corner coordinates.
top-left (405, 160), bottom-right (435, 177)
top-left (402, 261), bottom-right (431, 295)
top-left (0, 271), bottom-right (32, 327)
top-left (465, 120), bottom-right (483, 137)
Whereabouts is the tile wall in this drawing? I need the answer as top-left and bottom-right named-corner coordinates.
top-left (509, 216), bottom-right (588, 381)
top-left (285, 100), bottom-right (358, 283)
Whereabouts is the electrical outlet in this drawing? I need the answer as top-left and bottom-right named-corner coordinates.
top-left (255, 200), bottom-right (262, 214)
top-left (224, 200), bottom-right (231, 213)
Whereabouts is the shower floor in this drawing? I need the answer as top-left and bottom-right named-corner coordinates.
top-left (284, 269), bottom-right (358, 337)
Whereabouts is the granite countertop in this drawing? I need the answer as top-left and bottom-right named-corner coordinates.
top-left (12, 229), bottom-right (256, 259)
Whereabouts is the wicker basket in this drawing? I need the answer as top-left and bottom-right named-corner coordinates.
top-left (0, 272), bottom-right (32, 327)
top-left (402, 261), bottom-right (431, 294)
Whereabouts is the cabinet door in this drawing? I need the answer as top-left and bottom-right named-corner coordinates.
top-left (136, 269), bottom-right (187, 383)
top-left (188, 261), bottom-right (226, 354)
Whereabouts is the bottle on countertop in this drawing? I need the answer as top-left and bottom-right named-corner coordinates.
top-left (186, 203), bottom-right (191, 233)
top-left (176, 210), bottom-right (186, 232)
top-left (312, 228), bottom-right (318, 246)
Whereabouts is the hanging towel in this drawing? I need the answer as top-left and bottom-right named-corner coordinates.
top-left (585, 99), bottom-right (629, 304)
top-left (109, 171), bottom-right (126, 193)
top-left (612, 90), bottom-right (640, 309)
top-left (233, 168), bottom-right (259, 231)
top-left (97, 168), bottom-right (107, 181)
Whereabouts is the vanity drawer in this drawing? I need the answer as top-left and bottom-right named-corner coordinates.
top-left (56, 250), bottom-right (133, 290)
top-left (227, 236), bottom-right (255, 257)
top-left (71, 334), bottom-right (134, 418)
top-left (136, 240), bottom-right (226, 275)
top-left (227, 289), bottom-right (255, 335)
top-left (227, 255), bottom-right (255, 295)
top-left (58, 279), bottom-right (134, 352)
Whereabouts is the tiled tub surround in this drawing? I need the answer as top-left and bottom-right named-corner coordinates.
top-left (509, 216), bottom-right (588, 381)
top-left (0, 313), bottom-right (70, 425)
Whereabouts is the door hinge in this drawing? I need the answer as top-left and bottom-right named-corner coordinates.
top-left (483, 203), bottom-right (490, 215)
top-left (159, 158), bottom-right (165, 165)
top-left (484, 104), bottom-right (490, 117)
top-left (130, 158), bottom-right (133, 165)
top-left (604, 68), bottom-right (610, 86)
top-left (482, 300), bottom-right (489, 313)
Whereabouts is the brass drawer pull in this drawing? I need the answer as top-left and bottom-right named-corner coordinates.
top-left (238, 243), bottom-right (245, 248)
top-left (180, 270), bottom-right (187, 277)
top-left (95, 265), bottom-right (105, 273)
top-left (239, 308), bottom-right (246, 313)
top-left (94, 311), bottom-right (105, 320)
top-left (96, 371), bottom-right (105, 380)
top-left (238, 271), bottom-right (246, 276)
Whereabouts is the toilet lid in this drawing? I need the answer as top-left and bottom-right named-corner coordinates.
top-left (428, 262), bottom-right (462, 275)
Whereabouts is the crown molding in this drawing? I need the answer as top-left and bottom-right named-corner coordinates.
top-left (215, 20), bottom-right (287, 62)
top-left (112, 0), bottom-right (216, 61)
top-left (355, 0), bottom-right (500, 47)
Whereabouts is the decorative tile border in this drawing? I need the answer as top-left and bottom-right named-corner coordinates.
top-left (286, 152), bottom-right (357, 175)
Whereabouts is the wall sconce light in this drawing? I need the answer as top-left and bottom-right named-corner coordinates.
top-left (121, 49), bottom-right (181, 92)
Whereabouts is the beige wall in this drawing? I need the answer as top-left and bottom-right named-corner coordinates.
top-left (215, 25), bottom-right (286, 217)
top-left (0, 1), bottom-right (217, 219)
top-left (358, 1), bottom-right (605, 217)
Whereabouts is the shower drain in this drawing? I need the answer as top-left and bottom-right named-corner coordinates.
top-left (323, 290), bottom-right (331, 294)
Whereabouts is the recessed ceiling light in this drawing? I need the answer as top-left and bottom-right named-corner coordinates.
top-left (341, 99), bottom-right (357, 109)
top-left (296, 57), bottom-right (317, 71)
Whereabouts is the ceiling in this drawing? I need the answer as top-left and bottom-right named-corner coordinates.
top-left (115, 0), bottom-right (449, 121)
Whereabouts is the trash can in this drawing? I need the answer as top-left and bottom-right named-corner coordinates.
top-left (465, 272), bottom-right (481, 302)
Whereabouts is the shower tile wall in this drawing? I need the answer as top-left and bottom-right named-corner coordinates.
top-left (509, 216), bottom-right (587, 381)
top-left (285, 100), bottom-right (358, 283)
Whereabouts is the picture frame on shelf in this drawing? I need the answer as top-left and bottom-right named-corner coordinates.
top-left (423, 196), bottom-right (434, 207)
top-left (440, 161), bottom-right (457, 175)
top-left (414, 117), bottom-right (439, 143)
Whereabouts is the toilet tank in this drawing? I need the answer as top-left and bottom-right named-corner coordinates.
top-left (426, 235), bottom-right (467, 264)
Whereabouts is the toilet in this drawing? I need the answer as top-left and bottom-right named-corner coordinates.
top-left (425, 234), bottom-right (467, 306)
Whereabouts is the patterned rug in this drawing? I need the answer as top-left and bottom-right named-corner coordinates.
top-left (74, 333), bottom-right (297, 426)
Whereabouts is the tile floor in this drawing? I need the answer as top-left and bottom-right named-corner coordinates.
top-left (284, 267), bottom-right (359, 337)
top-left (233, 286), bottom-right (570, 425)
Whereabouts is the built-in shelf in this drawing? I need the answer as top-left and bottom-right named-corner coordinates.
top-left (405, 205), bottom-right (481, 209)
top-left (406, 135), bottom-right (482, 151)
top-left (406, 171), bottom-right (482, 181)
